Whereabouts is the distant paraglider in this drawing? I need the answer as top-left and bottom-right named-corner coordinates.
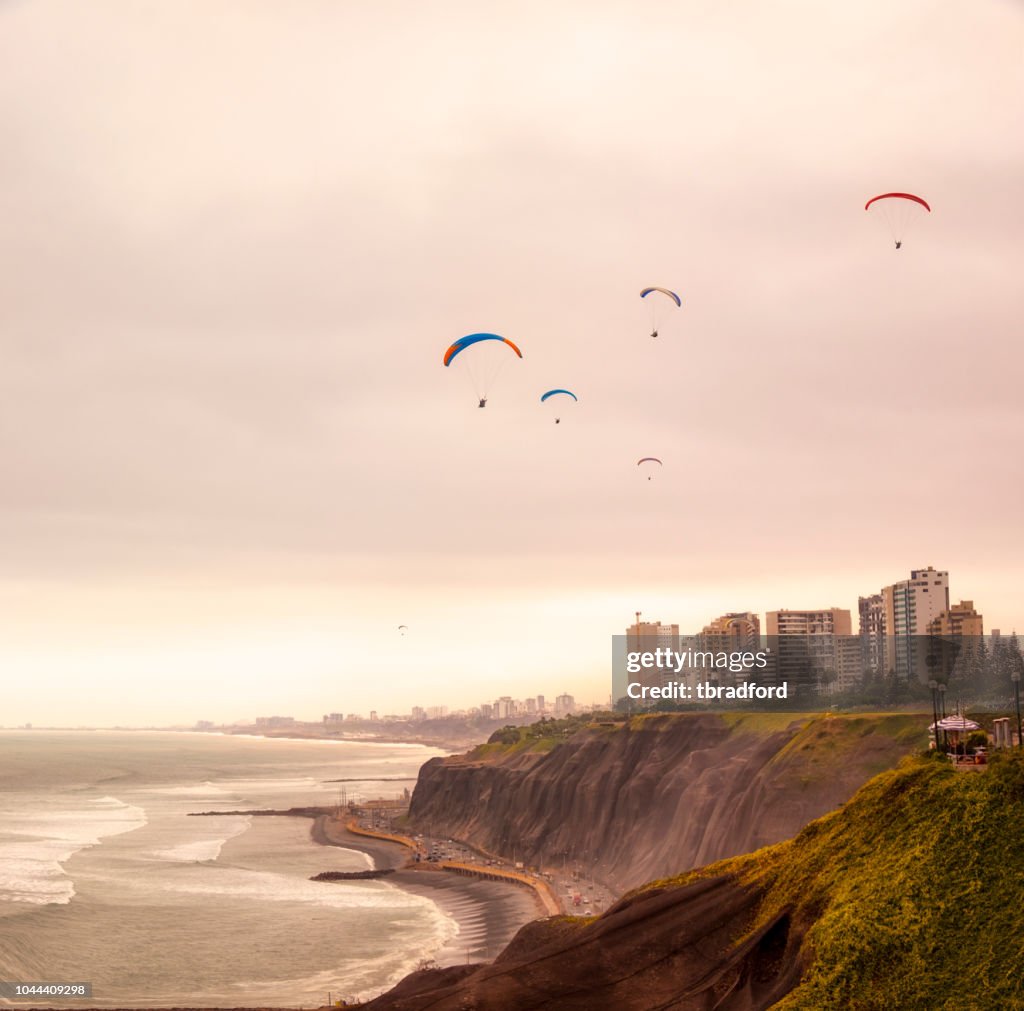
top-left (637, 457), bottom-right (662, 481)
top-left (865, 193), bottom-right (930, 249)
top-left (443, 333), bottom-right (523, 406)
top-left (398, 625), bottom-right (408, 636)
top-left (640, 287), bottom-right (681, 338)
top-left (540, 388), bottom-right (578, 424)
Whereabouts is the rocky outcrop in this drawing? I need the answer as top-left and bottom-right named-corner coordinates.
top-left (409, 712), bottom-right (922, 892)
top-left (310, 869), bottom-right (395, 880)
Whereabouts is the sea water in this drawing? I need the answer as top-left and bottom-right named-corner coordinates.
top-left (0, 730), bottom-right (452, 1006)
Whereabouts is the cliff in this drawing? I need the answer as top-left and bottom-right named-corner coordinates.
top-left (366, 750), bottom-right (1024, 1010)
top-left (408, 712), bottom-right (923, 892)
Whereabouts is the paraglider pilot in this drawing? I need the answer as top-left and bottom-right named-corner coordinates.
top-left (895, 241), bottom-right (902, 250)
top-left (478, 398), bottom-right (487, 408)
top-left (650, 330), bottom-right (658, 338)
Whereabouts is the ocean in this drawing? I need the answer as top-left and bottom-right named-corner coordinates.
top-left (0, 730), bottom-right (453, 1007)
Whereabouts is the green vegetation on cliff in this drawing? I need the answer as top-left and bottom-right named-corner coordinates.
top-left (649, 750), bottom-right (1024, 1008)
top-left (469, 713), bottom-right (618, 758)
top-left (470, 710), bottom-right (921, 762)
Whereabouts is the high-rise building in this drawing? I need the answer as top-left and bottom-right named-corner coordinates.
top-left (881, 567), bottom-right (949, 680)
top-left (626, 615), bottom-right (680, 653)
top-left (833, 636), bottom-right (866, 692)
top-left (700, 612), bottom-right (761, 651)
top-left (494, 696), bottom-right (515, 719)
top-left (536, 695), bottom-right (546, 713)
top-left (766, 608), bottom-right (858, 695)
top-left (626, 613), bottom-right (680, 689)
top-left (858, 594), bottom-right (886, 676)
top-left (926, 601), bottom-right (983, 682)
top-left (554, 693), bottom-right (575, 716)
top-left (927, 600), bottom-right (983, 638)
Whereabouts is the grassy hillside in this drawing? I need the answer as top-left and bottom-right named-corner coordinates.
top-left (466, 710), bottom-right (923, 762)
top-left (650, 749), bottom-right (1024, 1008)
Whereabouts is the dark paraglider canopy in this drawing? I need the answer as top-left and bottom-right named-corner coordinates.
top-left (637, 457), bottom-right (663, 481)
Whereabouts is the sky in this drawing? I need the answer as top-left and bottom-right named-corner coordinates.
top-left (2, 1), bottom-right (1023, 725)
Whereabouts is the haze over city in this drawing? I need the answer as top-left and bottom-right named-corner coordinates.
top-left (2, 1), bottom-right (1022, 725)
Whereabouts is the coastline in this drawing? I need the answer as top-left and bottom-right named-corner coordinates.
top-left (12, 817), bottom-right (544, 1011)
top-left (310, 817), bottom-right (543, 966)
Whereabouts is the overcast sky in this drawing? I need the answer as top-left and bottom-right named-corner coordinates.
top-left (2, 1), bottom-right (1022, 725)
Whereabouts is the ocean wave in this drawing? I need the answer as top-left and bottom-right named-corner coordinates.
top-left (146, 866), bottom-right (441, 912)
top-left (221, 907), bottom-right (457, 1006)
top-left (149, 782), bottom-right (237, 798)
top-left (150, 816), bottom-right (252, 863)
top-left (0, 847), bottom-right (77, 905)
top-left (216, 776), bottom-right (321, 793)
top-left (0, 796), bottom-right (146, 905)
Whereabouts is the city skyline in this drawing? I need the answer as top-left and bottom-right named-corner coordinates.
top-left (8, 562), bottom-right (1015, 728)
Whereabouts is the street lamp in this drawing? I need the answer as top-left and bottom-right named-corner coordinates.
top-left (1011, 669), bottom-right (1022, 749)
top-left (929, 679), bottom-right (940, 753)
top-left (937, 683), bottom-right (947, 751)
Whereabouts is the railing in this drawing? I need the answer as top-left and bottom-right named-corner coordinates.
top-left (343, 815), bottom-right (421, 852)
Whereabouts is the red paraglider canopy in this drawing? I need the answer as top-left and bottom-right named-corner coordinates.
top-left (864, 192), bottom-right (931, 212)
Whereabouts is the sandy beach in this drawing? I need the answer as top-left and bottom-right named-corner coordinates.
top-left (310, 817), bottom-right (542, 966)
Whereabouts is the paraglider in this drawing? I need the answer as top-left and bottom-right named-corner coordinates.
top-left (637, 457), bottom-right (662, 481)
top-left (640, 288), bottom-right (681, 338)
top-left (443, 333), bottom-right (523, 406)
top-left (398, 625), bottom-right (408, 636)
top-left (540, 388), bottom-right (578, 424)
top-left (864, 193), bottom-right (930, 249)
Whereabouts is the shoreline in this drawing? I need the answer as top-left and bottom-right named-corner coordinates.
top-left (0, 727), bottom-right (466, 753)
top-left (13, 817), bottom-right (544, 1011)
top-left (310, 816), bottom-right (543, 966)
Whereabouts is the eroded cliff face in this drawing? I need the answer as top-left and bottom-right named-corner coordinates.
top-left (408, 712), bottom-right (921, 892)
